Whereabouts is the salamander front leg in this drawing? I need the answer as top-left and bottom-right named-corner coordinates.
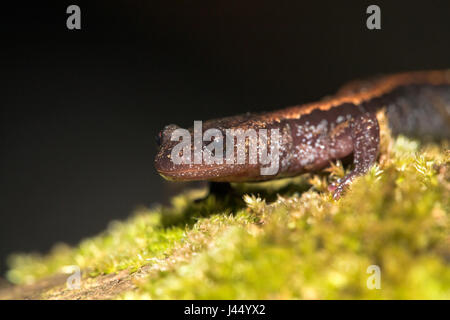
top-left (330, 112), bottom-right (380, 199)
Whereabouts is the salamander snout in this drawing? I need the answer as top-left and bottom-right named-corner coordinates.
top-left (155, 124), bottom-right (180, 148)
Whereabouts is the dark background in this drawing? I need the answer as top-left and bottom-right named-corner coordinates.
top-left (1, 0), bottom-right (449, 276)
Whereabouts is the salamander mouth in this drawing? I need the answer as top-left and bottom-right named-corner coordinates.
top-left (155, 160), bottom-right (265, 183)
top-left (156, 166), bottom-right (225, 181)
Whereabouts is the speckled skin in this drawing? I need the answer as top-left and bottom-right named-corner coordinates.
top-left (155, 70), bottom-right (450, 199)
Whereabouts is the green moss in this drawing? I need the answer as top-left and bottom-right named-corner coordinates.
top-left (6, 136), bottom-right (450, 299)
top-left (7, 212), bottom-right (184, 284)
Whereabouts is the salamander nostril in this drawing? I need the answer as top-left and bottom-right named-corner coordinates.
top-left (156, 124), bottom-right (181, 148)
top-left (155, 131), bottom-right (163, 147)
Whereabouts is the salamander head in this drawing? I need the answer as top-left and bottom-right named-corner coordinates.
top-left (154, 122), bottom-right (262, 182)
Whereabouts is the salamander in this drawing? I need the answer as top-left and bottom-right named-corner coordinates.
top-left (155, 70), bottom-right (450, 199)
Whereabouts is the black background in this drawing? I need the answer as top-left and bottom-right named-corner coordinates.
top-left (1, 0), bottom-right (449, 276)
